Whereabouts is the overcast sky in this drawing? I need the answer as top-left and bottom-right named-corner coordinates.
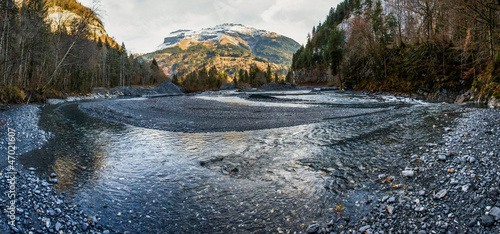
top-left (78, 0), bottom-right (342, 54)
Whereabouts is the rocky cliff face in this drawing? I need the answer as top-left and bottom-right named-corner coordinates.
top-left (42, 0), bottom-right (120, 48)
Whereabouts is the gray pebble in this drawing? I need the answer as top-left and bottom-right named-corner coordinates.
top-left (434, 189), bottom-right (447, 199)
top-left (480, 215), bottom-right (495, 227)
top-left (306, 223), bottom-right (319, 233)
top-left (490, 206), bottom-right (500, 220)
top-left (359, 225), bottom-right (371, 232)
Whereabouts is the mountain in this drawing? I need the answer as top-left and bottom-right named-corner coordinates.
top-left (44, 0), bottom-right (120, 48)
top-left (142, 23), bottom-right (300, 79)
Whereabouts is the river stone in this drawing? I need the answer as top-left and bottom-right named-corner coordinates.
top-left (480, 215), bottom-right (495, 227)
top-left (49, 178), bottom-right (58, 184)
top-left (82, 223), bottom-right (89, 231)
top-left (306, 223), bottom-right (320, 233)
top-left (359, 225), bottom-right (371, 232)
top-left (490, 207), bottom-right (500, 220)
top-left (434, 189), bottom-right (447, 199)
top-left (55, 222), bottom-right (62, 231)
top-left (438, 154), bottom-right (447, 161)
top-left (402, 170), bottom-right (414, 177)
top-left (386, 205), bottom-right (395, 215)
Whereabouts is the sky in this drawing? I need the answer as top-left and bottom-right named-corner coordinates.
top-left (78, 0), bottom-right (343, 54)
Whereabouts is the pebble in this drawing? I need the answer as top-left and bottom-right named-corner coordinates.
top-left (49, 178), bottom-right (59, 184)
top-left (490, 206), bottom-right (500, 220)
top-left (480, 215), bottom-right (495, 227)
top-left (378, 174), bottom-right (387, 180)
top-left (402, 170), bottom-right (414, 177)
top-left (82, 223), bottom-right (89, 231)
top-left (359, 225), bottom-right (371, 232)
top-left (468, 156), bottom-right (477, 163)
top-left (55, 222), bottom-right (62, 231)
top-left (434, 189), bottom-right (447, 199)
top-left (386, 205), bottom-right (395, 215)
top-left (438, 154), bottom-right (447, 161)
top-left (306, 224), bottom-right (320, 233)
top-left (415, 207), bottom-right (426, 212)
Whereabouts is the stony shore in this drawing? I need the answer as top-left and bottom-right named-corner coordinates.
top-left (1, 95), bottom-right (500, 233)
top-left (307, 108), bottom-right (500, 233)
top-left (0, 106), bottom-right (108, 233)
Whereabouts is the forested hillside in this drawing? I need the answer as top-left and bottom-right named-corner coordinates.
top-left (292, 0), bottom-right (500, 104)
top-left (0, 0), bottom-right (167, 104)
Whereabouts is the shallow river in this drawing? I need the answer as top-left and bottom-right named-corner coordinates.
top-left (20, 91), bottom-right (460, 233)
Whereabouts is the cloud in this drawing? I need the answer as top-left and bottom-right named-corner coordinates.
top-left (78, 0), bottom-right (341, 53)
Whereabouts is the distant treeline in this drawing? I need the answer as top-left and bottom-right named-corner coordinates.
top-left (0, 0), bottom-right (167, 104)
top-left (173, 64), bottom-right (290, 92)
top-left (291, 0), bottom-right (500, 101)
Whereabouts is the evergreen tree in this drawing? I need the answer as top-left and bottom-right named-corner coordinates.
top-left (266, 64), bottom-right (273, 83)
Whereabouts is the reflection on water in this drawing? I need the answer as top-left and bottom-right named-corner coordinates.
top-left (20, 92), bottom-right (460, 233)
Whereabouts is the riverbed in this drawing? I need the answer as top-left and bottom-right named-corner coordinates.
top-left (2, 90), bottom-right (499, 233)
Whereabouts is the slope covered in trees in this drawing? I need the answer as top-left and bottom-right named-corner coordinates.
top-left (0, 0), bottom-right (167, 104)
top-left (291, 0), bottom-right (500, 104)
top-left (176, 63), bottom-right (286, 92)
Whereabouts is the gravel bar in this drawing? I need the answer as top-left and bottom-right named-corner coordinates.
top-left (78, 96), bottom-right (390, 133)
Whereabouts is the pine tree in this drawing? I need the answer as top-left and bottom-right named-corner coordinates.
top-left (266, 64), bottom-right (272, 83)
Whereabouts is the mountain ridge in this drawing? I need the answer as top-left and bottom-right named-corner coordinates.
top-left (143, 23), bottom-right (300, 80)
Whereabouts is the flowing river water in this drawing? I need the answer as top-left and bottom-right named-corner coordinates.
top-left (19, 91), bottom-right (461, 233)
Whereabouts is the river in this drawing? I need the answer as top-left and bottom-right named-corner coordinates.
top-left (18, 91), bottom-right (460, 233)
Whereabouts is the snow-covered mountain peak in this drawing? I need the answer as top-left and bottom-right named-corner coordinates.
top-left (159, 23), bottom-right (277, 50)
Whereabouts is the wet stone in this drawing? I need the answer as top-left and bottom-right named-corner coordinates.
top-left (359, 225), bottom-right (371, 232)
top-left (306, 223), bottom-right (320, 233)
top-left (480, 215), bottom-right (495, 227)
top-left (490, 207), bottom-right (500, 220)
top-left (55, 222), bottom-right (62, 231)
top-left (402, 170), bottom-right (414, 177)
top-left (434, 189), bottom-right (447, 199)
top-left (82, 223), bottom-right (89, 231)
top-left (48, 178), bottom-right (58, 184)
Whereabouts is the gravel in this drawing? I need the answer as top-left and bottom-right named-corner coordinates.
top-left (78, 96), bottom-right (389, 133)
top-left (307, 108), bottom-right (500, 233)
top-left (0, 105), bottom-right (52, 168)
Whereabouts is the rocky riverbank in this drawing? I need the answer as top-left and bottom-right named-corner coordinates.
top-left (307, 108), bottom-right (500, 233)
top-left (0, 105), bottom-right (111, 233)
top-left (0, 168), bottom-right (113, 233)
top-left (0, 106), bottom-right (51, 168)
